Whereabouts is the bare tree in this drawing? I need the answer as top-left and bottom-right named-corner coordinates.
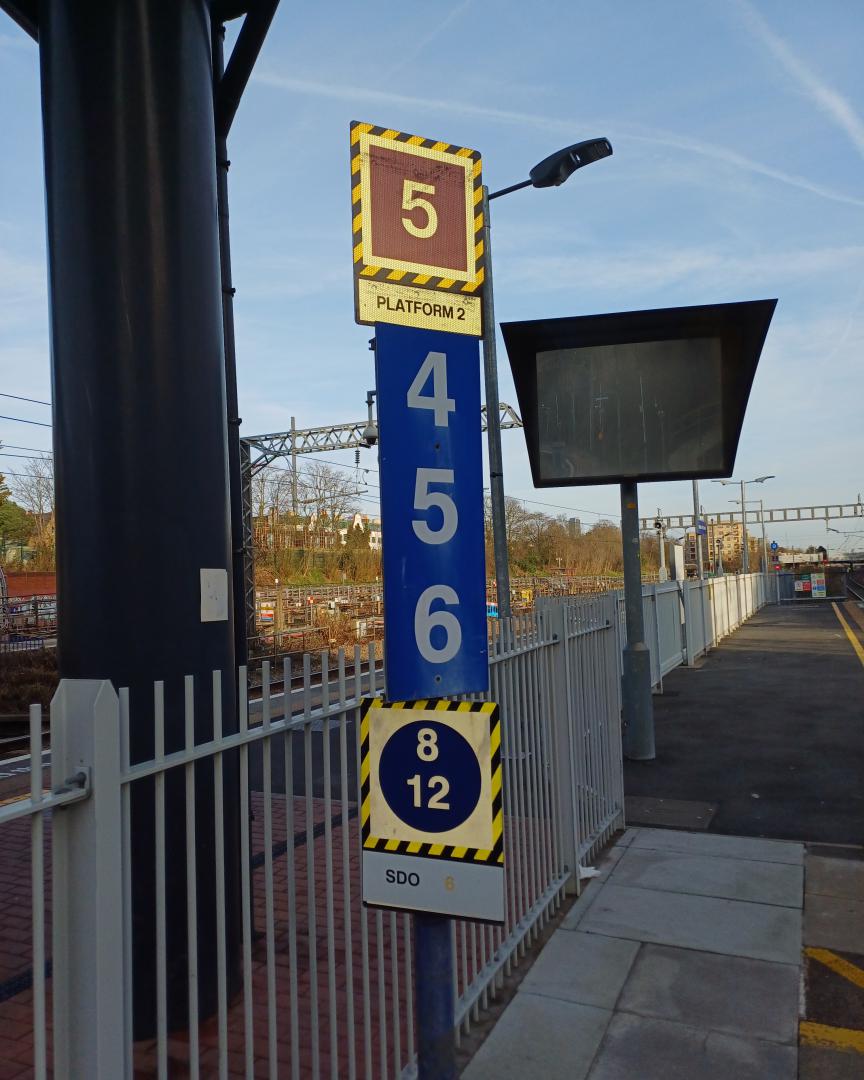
top-left (8, 457), bottom-right (55, 567)
top-left (300, 462), bottom-right (358, 547)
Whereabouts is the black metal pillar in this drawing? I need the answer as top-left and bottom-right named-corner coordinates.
top-left (39, 0), bottom-right (240, 1034)
top-left (620, 481), bottom-right (655, 760)
top-left (214, 23), bottom-right (249, 673)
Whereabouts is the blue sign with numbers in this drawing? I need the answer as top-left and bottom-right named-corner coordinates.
top-left (379, 720), bottom-right (481, 833)
top-left (376, 322), bottom-right (489, 700)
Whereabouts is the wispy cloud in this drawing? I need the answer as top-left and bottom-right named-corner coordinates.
top-left (619, 128), bottom-right (864, 209)
top-left (734, 0), bottom-right (864, 159)
top-left (501, 243), bottom-right (864, 294)
top-left (384, 0), bottom-right (475, 79)
top-left (253, 70), bottom-right (864, 210)
top-left (252, 70), bottom-right (580, 133)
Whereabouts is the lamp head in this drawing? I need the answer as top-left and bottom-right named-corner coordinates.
top-left (529, 138), bottom-right (612, 189)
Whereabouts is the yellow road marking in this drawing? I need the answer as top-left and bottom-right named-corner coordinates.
top-left (800, 1020), bottom-right (864, 1054)
top-left (832, 603), bottom-right (864, 667)
top-left (807, 947), bottom-right (864, 990)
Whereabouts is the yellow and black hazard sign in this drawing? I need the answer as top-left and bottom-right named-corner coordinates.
top-left (350, 122), bottom-right (484, 337)
top-left (360, 697), bottom-right (504, 921)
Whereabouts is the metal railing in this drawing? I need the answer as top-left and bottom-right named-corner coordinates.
top-left (0, 576), bottom-right (771, 1077)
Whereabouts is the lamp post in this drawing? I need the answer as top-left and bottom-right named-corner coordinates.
top-left (692, 480), bottom-right (704, 579)
top-left (712, 475), bottom-right (774, 572)
top-left (483, 138), bottom-right (612, 617)
top-left (729, 497), bottom-right (769, 572)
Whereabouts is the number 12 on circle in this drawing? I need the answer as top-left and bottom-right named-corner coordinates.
top-left (375, 323), bottom-right (489, 700)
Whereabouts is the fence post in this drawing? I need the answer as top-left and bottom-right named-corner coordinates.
top-left (52, 679), bottom-right (127, 1077)
top-left (539, 598), bottom-right (581, 894)
top-left (682, 582), bottom-right (696, 667)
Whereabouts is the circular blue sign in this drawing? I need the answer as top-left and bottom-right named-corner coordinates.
top-left (379, 719), bottom-right (481, 834)
top-left (770, 541), bottom-right (778, 551)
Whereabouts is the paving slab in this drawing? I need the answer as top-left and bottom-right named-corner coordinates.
top-left (520, 930), bottom-right (639, 1009)
top-left (806, 856), bottom-right (864, 901)
top-left (616, 943), bottom-right (799, 1044)
top-left (579, 884), bottom-right (801, 964)
top-left (804, 895), bottom-right (864, 953)
top-left (609, 846), bottom-right (803, 907)
top-left (625, 795), bottom-right (717, 830)
top-left (630, 827), bottom-right (804, 865)
top-left (587, 1012), bottom-right (797, 1080)
top-left (461, 994), bottom-right (610, 1080)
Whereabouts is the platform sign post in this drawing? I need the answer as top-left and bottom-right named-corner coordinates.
top-left (369, 319), bottom-right (498, 1080)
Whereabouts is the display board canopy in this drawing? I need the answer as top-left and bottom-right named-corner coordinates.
top-left (501, 299), bottom-right (776, 487)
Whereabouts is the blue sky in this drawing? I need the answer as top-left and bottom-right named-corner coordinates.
top-left (1, 0), bottom-right (863, 551)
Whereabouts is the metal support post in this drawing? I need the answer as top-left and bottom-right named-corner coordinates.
top-left (52, 680), bottom-right (126, 1077)
top-left (539, 598), bottom-right (580, 889)
top-left (39, 0), bottom-right (240, 1033)
top-left (656, 510), bottom-right (667, 582)
top-left (692, 479), bottom-right (704, 579)
top-left (759, 498), bottom-right (768, 574)
top-left (620, 482), bottom-right (655, 760)
top-left (481, 186), bottom-right (511, 618)
top-left (214, 23), bottom-right (247, 672)
top-left (740, 479), bottom-right (749, 572)
top-left (240, 441), bottom-right (257, 647)
top-left (290, 415), bottom-right (298, 515)
top-left (415, 915), bottom-right (456, 1080)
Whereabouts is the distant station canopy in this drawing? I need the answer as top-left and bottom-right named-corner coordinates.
top-left (501, 299), bottom-right (777, 487)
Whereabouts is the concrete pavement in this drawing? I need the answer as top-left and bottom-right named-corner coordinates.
top-left (464, 828), bottom-right (804, 1079)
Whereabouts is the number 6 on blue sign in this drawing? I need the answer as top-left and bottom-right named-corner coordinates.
top-left (376, 323), bottom-right (489, 700)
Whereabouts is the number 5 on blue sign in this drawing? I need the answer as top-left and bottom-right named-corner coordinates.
top-left (375, 324), bottom-right (489, 701)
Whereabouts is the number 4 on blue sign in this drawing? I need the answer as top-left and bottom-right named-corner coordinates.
top-left (376, 323), bottom-right (488, 701)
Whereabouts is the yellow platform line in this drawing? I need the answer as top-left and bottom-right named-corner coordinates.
top-left (806, 947), bottom-right (864, 990)
top-left (800, 1020), bottom-right (864, 1054)
top-left (832, 602), bottom-right (864, 667)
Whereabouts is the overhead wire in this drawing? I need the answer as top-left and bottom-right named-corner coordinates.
top-left (0, 392), bottom-right (52, 407)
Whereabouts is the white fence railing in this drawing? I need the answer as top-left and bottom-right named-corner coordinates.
top-left (0, 577), bottom-right (768, 1076)
top-left (632, 572), bottom-right (768, 689)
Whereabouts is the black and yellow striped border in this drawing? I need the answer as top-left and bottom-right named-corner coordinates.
top-left (349, 121), bottom-right (485, 296)
top-left (360, 697), bottom-right (503, 867)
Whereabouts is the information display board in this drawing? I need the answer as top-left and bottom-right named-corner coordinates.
top-left (350, 122), bottom-right (484, 337)
top-left (375, 323), bottom-right (488, 701)
top-left (361, 698), bottom-right (504, 922)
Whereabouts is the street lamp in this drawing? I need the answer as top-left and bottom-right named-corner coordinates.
top-left (711, 475), bottom-right (774, 572)
top-left (729, 497), bottom-right (770, 572)
top-left (482, 138), bottom-right (613, 617)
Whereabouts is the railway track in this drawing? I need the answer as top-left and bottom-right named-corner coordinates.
top-left (0, 660), bottom-right (384, 768)
top-left (847, 577), bottom-right (864, 604)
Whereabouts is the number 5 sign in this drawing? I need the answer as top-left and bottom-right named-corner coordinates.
top-left (350, 122), bottom-right (485, 337)
top-left (375, 322), bottom-right (488, 701)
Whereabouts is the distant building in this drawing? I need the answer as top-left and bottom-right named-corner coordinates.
top-left (686, 521), bottom-right (743, 569)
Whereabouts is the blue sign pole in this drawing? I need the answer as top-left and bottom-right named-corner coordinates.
top-left (375, 322), bottom-right (488, 1079)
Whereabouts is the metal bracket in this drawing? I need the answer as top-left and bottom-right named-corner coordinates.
top-left (52, 768), bottom-right (91, 798)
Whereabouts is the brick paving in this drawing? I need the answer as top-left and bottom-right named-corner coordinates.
top-left (0, 792), bottom-right (414, 1078)
top-left (0, 782), bottom-right (544, 1077)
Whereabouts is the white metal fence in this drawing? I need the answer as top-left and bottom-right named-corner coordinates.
top-left (0, 577), bottom-right (769, 1077)
top-left (635, 572), bottom-right (768, 688)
